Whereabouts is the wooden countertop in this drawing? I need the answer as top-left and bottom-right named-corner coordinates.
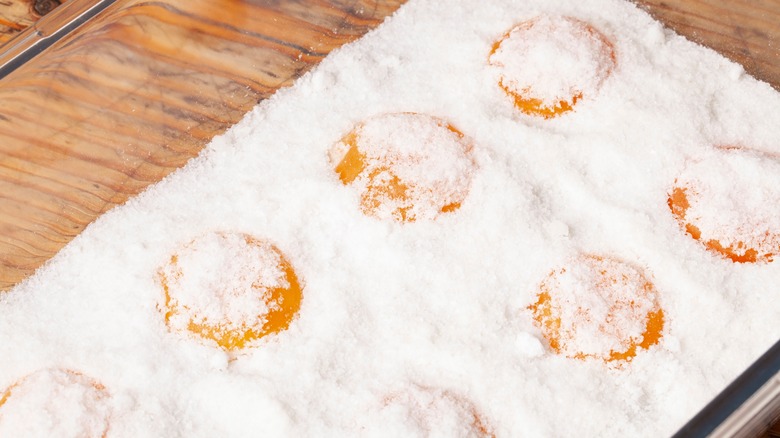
top-left (0, 0), bottom-right (778, 290)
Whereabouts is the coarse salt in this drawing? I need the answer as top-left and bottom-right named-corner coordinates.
top-left (1, 0), bottom-right (779, 436)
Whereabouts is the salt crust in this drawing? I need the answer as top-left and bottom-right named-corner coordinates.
top-left (364, 386), bottom-right (493, 437)
top-left (673, 148), bottom-right (780, 257)
top-left (336, 113), bottom-right (472, 186)
top-left (489, 15), bottom-right (615, 105)
top-left (0, 0), bottom-right (779, 436)
top-left (333, 113), bottom-right (474, 221)
top-left (0, 369), bottom-right (111, 437)
top-left (538, 256), bottom-right (659, 358)
top-left (161, 232), bottom-right (286, 331)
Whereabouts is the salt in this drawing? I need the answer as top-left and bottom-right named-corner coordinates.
top-left (1, 0), bottom-right (780, 436)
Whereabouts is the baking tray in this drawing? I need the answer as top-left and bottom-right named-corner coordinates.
top-left (674, 340), bottom-right (780, 437)
top-left (0, 0), bottom-right (116, 79)
top-left (0, 0), bottom-right (779, 435)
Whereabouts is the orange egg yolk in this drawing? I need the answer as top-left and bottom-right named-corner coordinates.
top-left (381, 389), bottom-right (495, 438)
top-left (529, 255), bottom-right (664, 363)
top-left (159, 233), bottom-right (302, 351)
top-left (1, 372), bottom-right (107, 408)
top-left (488, 17), bottom-right (616, 119)
top-left (668, 186), bottom-right (776, 263)
top-left (0, 370), bottom-right (110, 438)
top-left (333, 113), bottom-right (473, 223)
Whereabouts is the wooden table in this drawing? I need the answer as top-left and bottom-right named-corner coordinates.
top-left (0, 0), bottom-right (778, 290)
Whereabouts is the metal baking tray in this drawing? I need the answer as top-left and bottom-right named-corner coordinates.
top-left (674, 340), bottom-right (780, 437)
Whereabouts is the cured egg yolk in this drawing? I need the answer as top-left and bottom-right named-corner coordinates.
top-left (0, 369), bottom-right (111, 438)
top-left (488, 16), bottom-right (616, 119)
top-left (377, 387), bottom-right (495, 438)
top-left (158, 232), bottom-right (302, 351)
top-left (331, 112), bottom-right (475, 223)
top-left (529, 255), bottom-right (664, 364)
top-left (668, 149), bottom-right (780, 263)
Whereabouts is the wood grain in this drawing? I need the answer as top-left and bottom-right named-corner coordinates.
top-left (762, 418), bottom-right (780, 438)
top-left (635, 0), bottom-right (780, 90)
top-left (0, 0), bottom-right (63, 46)
top-left (0, 0), bottom-right (405, 290)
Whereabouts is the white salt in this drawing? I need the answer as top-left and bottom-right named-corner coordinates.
top-left (1, 0), bottom-right (780, 436)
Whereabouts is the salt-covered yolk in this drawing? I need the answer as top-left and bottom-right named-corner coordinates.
top-left (0, 369), bottom-right (110, 437)
top-left (488, 16), bottom-right (616, 119)
top-left (379, 388), bottom-right (495, 438)
top-left (158, 232), bottom-right (302, 351)
top-left (529, 255), bottom-right (664, 364)
top-left (668, 148), bottom-right (780, 263)
top-left (332, 112), bottom-right (475, 223)
top-left (667, 187), bottom-right (767, 263)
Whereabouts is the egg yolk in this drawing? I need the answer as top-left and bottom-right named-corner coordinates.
top-left (380, 388), bottom-right (495, 438)
top-left (669, 186), bottom-right (777, 264)
top-left (529, 255), bottom-right (664, 364)
top-left (667, 148), bottom-right (780, 264)
top-left (0, 369), bottom-right (110, 438)
top-left (488, 16), bottom-right (616, 119)
top-left (332, 112), bottom-right (475, 223)
top-left (159, 232), bottom-right (302, 351)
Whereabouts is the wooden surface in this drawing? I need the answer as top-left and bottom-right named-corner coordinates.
top-left (0, 0), bottom-right (404, 290)
top-left (762, 418), bottom-right (780, 438)
top-left (0, 0), bottom-right (63, 45)
top-left (0, 0), bottom-right (778, 291)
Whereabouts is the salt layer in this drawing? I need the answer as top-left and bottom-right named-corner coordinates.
top-left (1, 0), bottom-right (780, 436)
